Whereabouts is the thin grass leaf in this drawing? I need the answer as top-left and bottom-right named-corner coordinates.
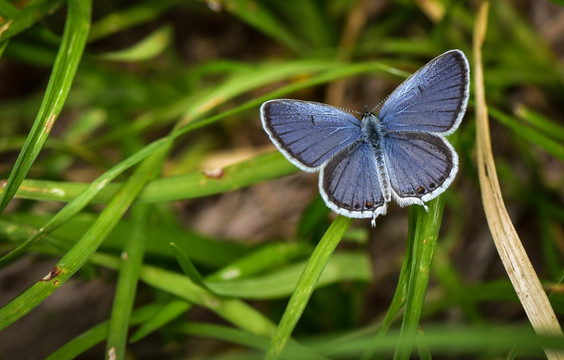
top-left (96, 25), bottom-right (172, 62)
top-left (221, 0), bottom-right (305, 54)
top-left (0, 0), bottom-right (91, 213)
top-left (12, 151), bottom-right (296, 204)
top-left (207, 252), bottom-right (372, 299)
top-left (0, 142), bottom-right (163, 332)
top-left (264, 215), bottom-right (353, 360)
top-left (515, 105), bottom-right (564, 144)
top-left (131, 242), bottom-right (310, 342)
top-left (105, 204), bottom-right (150, 360)
top-left (174, 322), bottom-right (328, 360)
top-left (360, 209), bottom-right (418, 360)
top-left (0, 0), bottom-right (65, 42)
top-left (489, 107), bottom-right (564, 162)
top-left (88, 0), bottom-right (180, 42)
top-left (129, 299), bottom-right (191, 342)
top-left (394, 199), bottom-right (445, 360)
top-left (90, 252), bottom-right (278, 337)
top-left (0, 0), bottom-right (19, 18)
top-left (170, 242), bottom-right (210, 290)
top-left (206, 242), bottom-right (312, 282)
top-left (313, 325), bottom-right (564, 358)
top-left (45, 303), bottom-right (161, 360)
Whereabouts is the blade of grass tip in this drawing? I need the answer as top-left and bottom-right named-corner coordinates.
top-left (0, 144), bottom-right (165, 332)
top-left (169, 242), bottom-right (210, 290)
top-left (105, 204), bottom-right (150, 360)
top-left (96, 25), bottom-right (172, 62)
top-left (264, 215), bottom-right (353, 360)
top-left (394, 198), bottom-right (444, 360)
top-left (473, 2), bottom-right (564, 359)
top-left (0, 0), bottom-right (91, 213)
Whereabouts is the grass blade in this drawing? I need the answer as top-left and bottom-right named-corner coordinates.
top-left (264, 215), bottom-right (353, 360)
top-left (0, 0), bottom-right (91, 213)
top-left (105, 204), bottom-right (150, 360)
top-left (394, 199), bottom-right (445, 360)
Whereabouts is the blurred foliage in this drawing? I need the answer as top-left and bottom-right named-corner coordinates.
top-left (0, 0), bottom-right (563, 359)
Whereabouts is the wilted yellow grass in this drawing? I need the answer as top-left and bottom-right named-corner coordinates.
top-left (473, 2), bottom-right (563, 359)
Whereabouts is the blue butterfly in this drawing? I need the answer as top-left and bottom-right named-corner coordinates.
top-left (261, 50), bottom-right (470, 227)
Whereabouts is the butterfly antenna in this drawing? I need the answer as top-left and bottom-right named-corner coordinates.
top-left (370, 96), bottom-right (388, 113)
top-left (334, 104), bottom-right (363, 116)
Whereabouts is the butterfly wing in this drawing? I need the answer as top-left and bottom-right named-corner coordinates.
top-left (378, 49), bottom-right (470, 135)
top-left (261, 99), bottom-right (362, 172)
top-left (320, 140), bottom-right (387, 219)
top-left (382, 131), bottom-right (458, 207)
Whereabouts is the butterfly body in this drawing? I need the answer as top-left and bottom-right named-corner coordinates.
top-left (261, 50), bottom-right (470, 226)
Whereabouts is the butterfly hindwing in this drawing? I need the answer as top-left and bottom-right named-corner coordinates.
top-left (320, 140), bottom-right (387, 219)
top-left (261, 99), bottom-right (362, 172)
top-left (381, 131), bottom-right (457, 206)
top-left (378, 49), bottom-right (469, 135)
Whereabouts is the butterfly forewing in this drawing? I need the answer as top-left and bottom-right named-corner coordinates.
top-left (320, 140), bottom-right (387, 219)
top-left (261, 99), bottom-right (361, 171)
top-left (382, 131), bottom-right (457, 205)
top-left (378, 50), bottom-right (469, 135)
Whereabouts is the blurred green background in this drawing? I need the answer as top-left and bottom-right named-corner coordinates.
top-left (0, 0), bottom-right (563, 359)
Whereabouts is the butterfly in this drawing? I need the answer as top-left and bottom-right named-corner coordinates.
top-left (260, 50), bottom-right (470, 227)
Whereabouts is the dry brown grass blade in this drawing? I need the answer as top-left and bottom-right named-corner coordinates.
top-left (473, 1), bottom-right (564, 358)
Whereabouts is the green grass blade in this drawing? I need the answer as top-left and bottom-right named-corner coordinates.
top-left (88, 0), bottom-right (180, 42)
top-left (174, 322), bottom-right (328, 360)
top-left (129, 299), bottom-right (191, 342)
top-left (490, 107), bottom-right (564, 162)
top-left (170, 242), bottom-right (210, 290)
top-left (12, 151), bottom-right (296, 204)
top-left (360, 210), bottom-right (418, 360)
top-left (90, 252), bottom-right (277, 337)
top-left (207, 252), bottom-right (372, 299)
top-left (131, 242), bottom-right (310, 342)
top-left (222, 0), bottom-right (305, 53)
top-left (46, 304), bottom-right (161, 360)
top-left (264, 215), bottom-right (353, 360)
top-left (0, 0), bottom-right (65, 42)
top-left (0, 0), bottom-right (18, 18)
top-left (105, 204), bottom-right (150, 360)
top-left (515, 105), bottom-right (564, 143)
top-left (394, 197), bottom-right (445, 360)
top-left (0, 145), bottom-right (163, 332)
top-left (96, 25), bottom-right (172, 62)
top-left (0, 0), bottom-right (91, 213)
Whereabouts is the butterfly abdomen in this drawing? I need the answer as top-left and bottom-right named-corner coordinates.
top-left (361, 114), bottom-right (392, 203)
